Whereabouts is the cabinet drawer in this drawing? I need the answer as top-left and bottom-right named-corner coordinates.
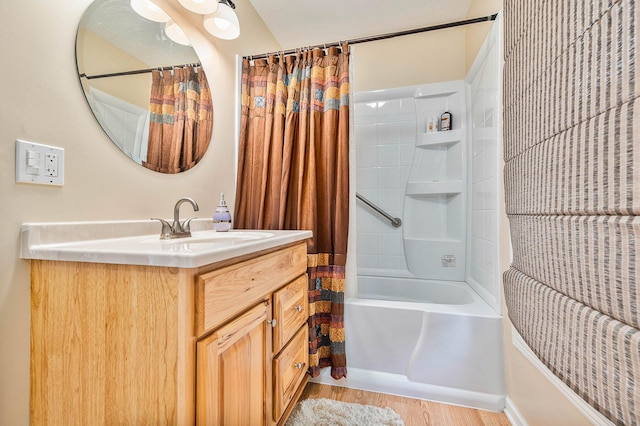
top-left (196, 242), bottom-right (307, 337)
top-left (273, 275), bottom-right (308, 354)
top-left (273, 325), bottom-right (308, 422)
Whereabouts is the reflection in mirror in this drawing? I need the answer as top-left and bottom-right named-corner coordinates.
top-left (76, 0), bottom-right (213, 174)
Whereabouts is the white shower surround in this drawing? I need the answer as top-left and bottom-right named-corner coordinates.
top-left (353, 91), bottom-right (415, 276)
top-left (352, 80), bottom-right (474, 284)
top-left (313, 16), bottom-right (504, 411)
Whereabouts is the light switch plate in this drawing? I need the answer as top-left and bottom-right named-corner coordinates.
top-left (16, 139), bottom-right (64, 186)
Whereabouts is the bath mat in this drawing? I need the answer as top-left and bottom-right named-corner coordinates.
top-left (286, 398), bottom-right (405, 426)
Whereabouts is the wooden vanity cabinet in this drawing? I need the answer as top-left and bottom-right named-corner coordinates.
top-left (195, 242), bottom-right (309, 425)
top-left (30, 241), bottom-right (309, 426)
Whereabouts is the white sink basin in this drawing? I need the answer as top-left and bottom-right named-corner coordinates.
top-left (20, 220), bottom-right (311, 268)
top-left (151, 230), bottom-right (275, 245)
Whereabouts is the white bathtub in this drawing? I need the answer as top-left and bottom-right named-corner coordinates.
top-left (311, 276), bottom-right (506, 411)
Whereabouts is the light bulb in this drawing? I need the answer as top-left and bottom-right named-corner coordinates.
top-left (214, 18), bottom-right (231, 30)
top-left (165, 20), bottom-right (191, 46)
top-left (130, 0), bottom-right (170, 22)
top-left (203, 3), bottom-right (240, 40)
top-left (177, 0), bottom-right (219, 14)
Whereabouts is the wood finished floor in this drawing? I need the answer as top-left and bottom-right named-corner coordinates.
top-left (298, 383), bottom-right (510, 426)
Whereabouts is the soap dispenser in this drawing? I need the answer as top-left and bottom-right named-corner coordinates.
top-left (213, 193), bottom-right (232, 232)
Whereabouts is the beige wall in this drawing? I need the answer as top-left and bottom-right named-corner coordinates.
top-left (351, 27), bottom-right (467, 92)
top-left (0, 1), bottom-right (278, 424)
top-left (351, 0), bottom-right (502, 93)
top-left (78, 29), bottom-right (151, 109)
top-left (465, 0), bottom-right (501, 71)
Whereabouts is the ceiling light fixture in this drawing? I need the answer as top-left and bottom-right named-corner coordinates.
top-left (165, 20), bottom-right (191, 46)
top-left (177, 0), bottom-right (219, 15)
top-left (203, 0), bottom-right (240, 40)
top-left (130, 0), bottom-right (170, 22)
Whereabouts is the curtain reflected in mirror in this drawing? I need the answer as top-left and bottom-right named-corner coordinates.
top-left (76, 0), bottom-right (214, 174)
top-left (145, 66), bottom-right (212, 173)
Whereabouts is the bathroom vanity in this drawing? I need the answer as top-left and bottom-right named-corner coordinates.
top-left (22, 220), bottom-right (311, 425)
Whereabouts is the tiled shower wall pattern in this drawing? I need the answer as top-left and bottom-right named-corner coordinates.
top-left (354, 95), bottom-right (416, 276)
top-left (467, 20), bottom-right (501, 311)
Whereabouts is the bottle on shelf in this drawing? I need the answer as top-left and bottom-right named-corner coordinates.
top-left (427, 116), bottom-right (440, 132)
top-left (426, 117), bottom-right (436, 133)
top-left (440, 111), bottom-right (452, 131)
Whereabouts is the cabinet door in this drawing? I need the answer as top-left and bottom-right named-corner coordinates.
top-left (197, 301), bottom-right (272, 425)
top-left (273, 275), bottom-right (309, 354)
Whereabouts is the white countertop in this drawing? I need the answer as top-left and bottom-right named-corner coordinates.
top-left (21, 219), bottom-right (312, 268)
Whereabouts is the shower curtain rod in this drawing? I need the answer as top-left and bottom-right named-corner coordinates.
top-left (244, 13), bottom-right (498, 60)
top-left (79, 62), bottom-right (202, 80)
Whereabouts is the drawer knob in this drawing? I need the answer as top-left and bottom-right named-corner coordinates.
top-left (267, 319), bottom-right (277, 327)
top-left (293, 305), bottom-right (303, 312)
top-left (293, 362), bottom-right (305, 369)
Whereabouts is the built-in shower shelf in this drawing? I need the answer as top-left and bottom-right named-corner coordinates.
top-left (403, 79), bottom-right (467, 282)
top-left (416, 129), bottom-right (463, 147)
top-left (414, 81), bottom-right (461, 99)
top-left (406, 180), bottom-right (463, 195)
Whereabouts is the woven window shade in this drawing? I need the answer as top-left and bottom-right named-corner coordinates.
top-left (503, 1), bottom-right (640, 424)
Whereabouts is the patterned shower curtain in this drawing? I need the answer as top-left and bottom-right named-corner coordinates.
top-left (234, 46), bottom-right (350, 379)
top-left (144, 65), bottom-right (213, 174)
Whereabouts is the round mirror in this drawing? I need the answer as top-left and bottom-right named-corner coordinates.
top-left (76, 0), bottom-right (213, 173)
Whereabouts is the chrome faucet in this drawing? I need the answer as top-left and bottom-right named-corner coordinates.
top-left (152, 197), bottom-right (200, 239)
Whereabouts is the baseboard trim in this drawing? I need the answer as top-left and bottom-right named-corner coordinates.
top-left (510, 326), bottom-right (614, 426)
top-left (504, 396), bottom-right (526, 426)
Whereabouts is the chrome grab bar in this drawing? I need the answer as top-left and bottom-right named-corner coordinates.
top-left (356, 192), bottom-right (402, 228)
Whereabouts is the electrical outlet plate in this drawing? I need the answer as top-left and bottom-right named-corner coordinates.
top-left (16, 139), bottom-right (64, 186)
